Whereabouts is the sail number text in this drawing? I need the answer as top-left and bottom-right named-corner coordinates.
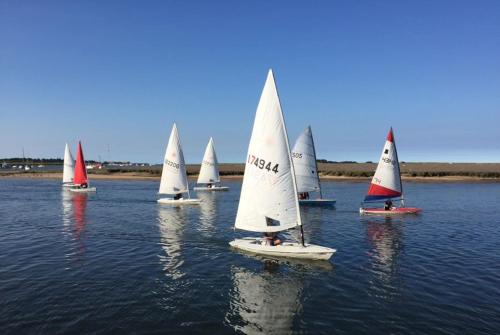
top-left (291, 152), bottom-right (302, 159)
top-left (247, 155), bottom-right (279, 174)
top-left (164, 159), bottom-right (180, 169)
top-left (382, 157), bottom-right (397, 166)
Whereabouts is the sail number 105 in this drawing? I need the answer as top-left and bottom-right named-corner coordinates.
top-left (248, 155), bottom-right (279, 174)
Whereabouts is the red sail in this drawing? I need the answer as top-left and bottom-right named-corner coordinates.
top-left (73, 141), bottom-right (88, 186)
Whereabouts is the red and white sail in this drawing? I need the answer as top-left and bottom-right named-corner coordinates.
top-left (364, 128), bottom-right (402, 202)
top-left (73, 141), bottom-right (89, 186)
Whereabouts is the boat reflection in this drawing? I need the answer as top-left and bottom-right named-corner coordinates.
top-left (365, 217), bottom-right (404, 286)
top-left (197, 191), bottom-right (217, 235)
top-left (224, 262), bottom-right (304, 334)
top-left (157, 206), bottom-right (188, 280)
top-left (61, 190), bottom-right (89, 257)
top-left (72, 193), bottom-right (88, 239)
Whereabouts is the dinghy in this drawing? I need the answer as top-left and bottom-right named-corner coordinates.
top-left (193, 137), bottom-right (229, 191)
top-left (62, 143), bottom-right (76, 188)
top-left (157, 123), bottom-right (201, 205)
top-left (229, 70), bottom-right (336, 261)
top-left (292, 126), bottom-right (336, 206)
top-left (69, 141), bottom-right (97, 193)
top-left (360, 128), bottom-right (421, 215)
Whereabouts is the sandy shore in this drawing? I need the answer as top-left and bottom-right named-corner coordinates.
top-left (2, 171), bottom-right (499, 183)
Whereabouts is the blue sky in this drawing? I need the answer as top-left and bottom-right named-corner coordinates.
top-left (1, 0), bottom-right (499, 163)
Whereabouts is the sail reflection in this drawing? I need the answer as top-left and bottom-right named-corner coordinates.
top-left (61, 191), bottom-right (89, 257)
top-left (157, 206), bottom-right (187, 280)
top-left (197, 192), bottom-right (217, 235)
top-left (72, 193), bottom-right (88, 239)
top-left (61, 190), bottom-right (73, 232)
top-left (225, 263), bottom-right (304, 334)
top-left (366, 217), bottom-right (403, 285)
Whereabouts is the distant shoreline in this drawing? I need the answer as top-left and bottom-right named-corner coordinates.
top-left (2, 162), bottom-right (500, 183)
top-left (1, 171), bottom-right (499, 183)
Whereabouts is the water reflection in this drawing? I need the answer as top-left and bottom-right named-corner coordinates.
top-left (197, 192), bottom-right (217, 235)
top-left (157, 206), bottom-right (187, 280)
top-left (61, 190), bottom-right (89, 257)
top-left (225, 262), bottom-right (304, 334)
top-left (365, 217), bottom-right (404, 286)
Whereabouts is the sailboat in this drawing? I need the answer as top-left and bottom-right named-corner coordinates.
top-left (360, 128), bottom-right (421, 215)
top-left (193, 137), bottom-right (229, 191)
top-left (69, 141), bottom-right (97, 193)
top-left (157, 123), bottom-right (201, 205)
top-left (62, 143), bottom-right (75, 188)
top-left (292, 126), bottom-right (336, 206)
top-left (229, 70), bottom-right (336, 260)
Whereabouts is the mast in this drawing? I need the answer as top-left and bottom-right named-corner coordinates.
top-left (309, 126), bottom-right (323, 199)
top-left (390, 127), bottom-right (405, 206)
top-left (274, 72), bottom-right (304, 246)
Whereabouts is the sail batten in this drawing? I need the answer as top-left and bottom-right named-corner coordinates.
top-left (197, 137), bottom-right (220, 184)
top-left (291, 126), bottom-right (321, 194)
top-left (159, 123), bottom-right (190, 196)
top-left (62, 143), bottom-right (75, 184)
top-left (234, 69), bottom-right (301, 233)
top-left (364, 128), bottom-right (402, 202)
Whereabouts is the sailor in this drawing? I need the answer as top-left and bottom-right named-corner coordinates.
top-left (384, 200), bottom-right (393, 211)
top-left (173, 193), bottom-right (182, 200)
top-left (263, 232), bottom-right (282, 246)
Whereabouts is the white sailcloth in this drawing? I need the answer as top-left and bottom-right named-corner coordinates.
top-left (197, 137), bottom-right (220, 184)
top-left (62, 143), bottom-right (75, 184)
top-left (158, 123), bottom-right (190, 195)
top-left (234, 69), bottom-right (301, 233)
top-left (291, 126), bottom-right (321, 194)
top-left (364, 128), bottom-right (402, 201)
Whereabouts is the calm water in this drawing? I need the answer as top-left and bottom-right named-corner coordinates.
top-left (1, 179), bottom-right (499, 334)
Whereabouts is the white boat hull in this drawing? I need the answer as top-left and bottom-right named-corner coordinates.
top-left (69, 187), bottom-right (97, 193)
top-left (62, 183), bottom-right (77, 188)
top-left (193, 186), bottom-right (229, 191)
top-left (299, 198), bottom-right (336, 206)
top-left (229, 237), bottom-right (336, 260)
top-left (157, 198), bottom-right (201, 205)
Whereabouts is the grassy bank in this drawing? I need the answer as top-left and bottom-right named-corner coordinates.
top-left (2, 162), bottom-right (500, 180)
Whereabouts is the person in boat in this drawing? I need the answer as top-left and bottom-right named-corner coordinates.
top-left (298, 192), bottom-right (310, 200)
top-left (263, 232), bottom-right (282, 246)
top-left (384, 199), bottom-right (393, 211)
top-left (81, 183), bottom-right (88, 189)
top-left (173, 193), bottom-right (182, 200)
top-left (207, 183), bottom-right (213, 188)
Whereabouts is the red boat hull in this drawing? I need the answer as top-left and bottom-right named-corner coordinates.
top-left (360, 207), bottom-right (421, 215)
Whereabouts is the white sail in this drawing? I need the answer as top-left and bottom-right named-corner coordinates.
top-left (234, 69), bottom-right (301, 233)
top-left (364, 128), bottom-right (402, 201)
top-left (158, 123), bottom-right (190, 195)
top-left (291, 126), bottom-right (321, 194)
top-left (62, 143), bottom-right (75, 184)
top-left (197, 137), bottom-right (220, 184)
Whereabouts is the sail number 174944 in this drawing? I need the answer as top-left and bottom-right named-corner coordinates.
top-left (247, 155), bottom-right (279, 174)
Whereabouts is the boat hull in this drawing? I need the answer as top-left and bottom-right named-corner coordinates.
top-left (360, 207), bottom-right (421, 215)
top-left (62, 183), bottom-right (77, 188)
top-left (229, 237), bottom-right (336, 260)
top-left (299, 198), bottom-right (336, 206)
top-left (69, 187), bottom-right (97, 193)
top-left (193, 186), bottom-right (229, 191)
top-left (157, 198), bottom-right (201, 205)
